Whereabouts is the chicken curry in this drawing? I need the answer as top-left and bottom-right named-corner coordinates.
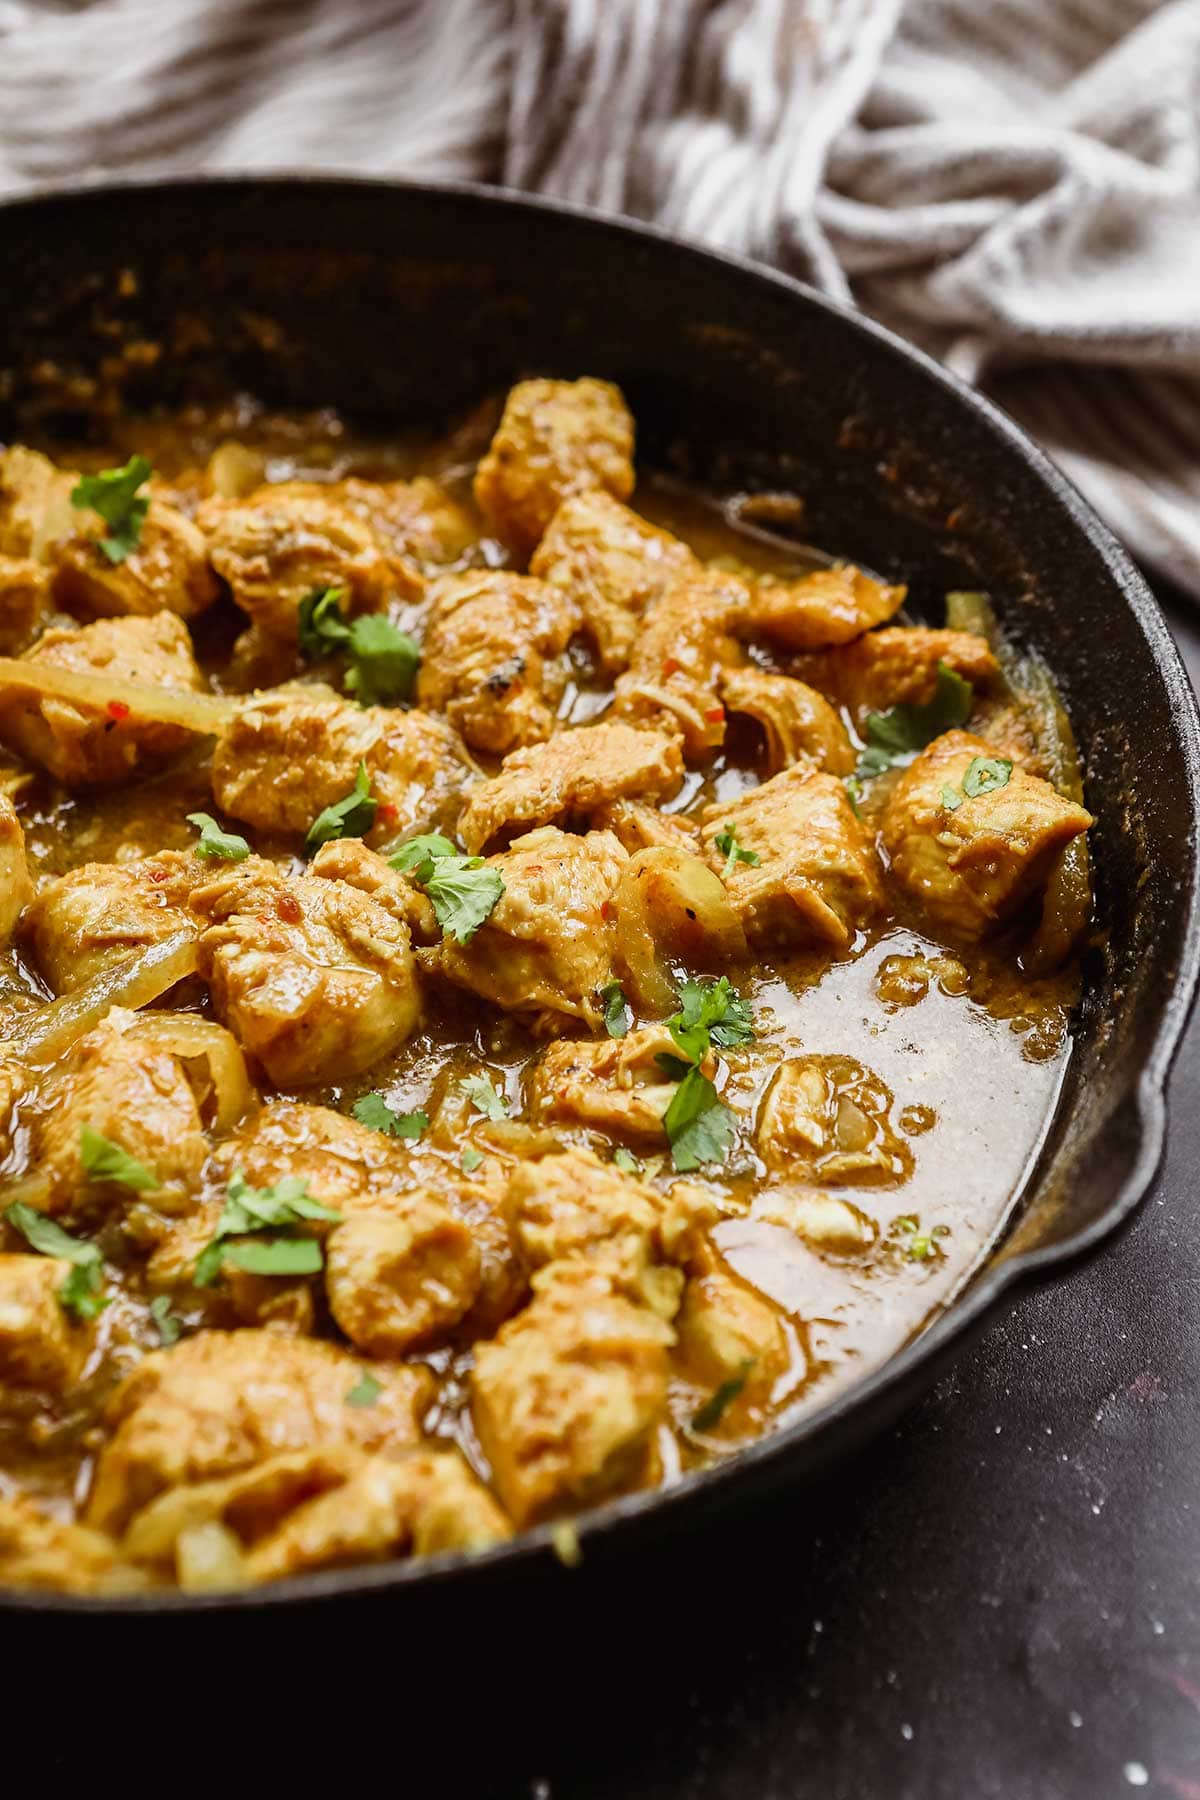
top-left (0, 378), bottom-right (1093, 1596)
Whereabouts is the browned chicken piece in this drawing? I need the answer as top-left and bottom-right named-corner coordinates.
top-left (199, 481), bottom-right (407, 650)
top-left (881, 728), bottom-right (1093, 940)
top-left (792, 627), bottom-right (998, 724)
top-left (0, 1254), bottom-right (97, 1393)
top-left (0, 555), bottom-right (49, 653)
top-left (19, 850), bottom-right (203, 994)
top-left (699, 767), bottom-right (883, 950)
top-left (294, 474), bottom-right (477, 571)
top-left (742, 563), bottom-right (906, 649)
top-left (34, 1008), bottom-right (208, 1222)
top-left (457, 720), bottom-right (682, 854)
top-left (213, 1099), bottom-right (410, 1205)
top-left (438, 826), bottom-right (626, 1032)
top-left (145, 1204), bottom-right (318, 1336)
top-left (755, 1056), bottom-right (914, 1186)
top-left (719, 667), bottom-right (855, 776)
top-left (211, 685), bottom-right (472, 846)
top-left (0, 1496), bottom-right (131, 1595)
top-left (474, 378), bottom-right (636, 557)
top-left (751, 1187), bottom-right (879, 1256)
top-left (674, 1239), bottom-right (791, 1432)
top-left (416, 569), bottom-right (580, 755)
top-left (86, 1329), bottom-right (432, 1535)
top-left (587, 798), bottom-right (699, 855)
top-left (190, 857), bottom-right (421, 1087)
top-left (504, 1146), bottom-right (717, 1319)
top-left (527, 1025), bottom-right (714, 1145)
top-left (51, 490), bottom-right (218, 622)
top-left (325, 1194), bottom-right (482, 1355)
top-left (0, 612), bottom-right (206, 787)
top-left (529, 490), bottom-right (697, 674)
top-left (0, 792), bottom-right (31, 946)
top-left (309, 839), bottom-right (437, 944)
top-left (0, 445), bottom-right (77, 560)
top-left (612, 565), bottom-right (747, 757)
top-left (470, 1260), bottom-right (674, 1526)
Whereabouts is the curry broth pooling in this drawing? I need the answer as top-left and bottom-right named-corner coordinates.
top-left (0, 379), bottom-right (1091, 1593)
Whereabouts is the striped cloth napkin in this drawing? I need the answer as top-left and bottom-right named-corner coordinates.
top-left (1, 0), bottom-right (1197, 597)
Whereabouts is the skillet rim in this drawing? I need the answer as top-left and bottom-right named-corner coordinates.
top-left (0, 171), bottom-right (1196, 1616)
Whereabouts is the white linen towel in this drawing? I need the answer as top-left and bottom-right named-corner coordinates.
top-left (1, 0), bottom-right (1197, 596)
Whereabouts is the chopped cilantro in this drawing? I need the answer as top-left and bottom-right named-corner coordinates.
top-left (667, 976), bottom-right (754, 1064)
top-left (4, 1202), bottom-right (109, 1322)
top-left (346, 1369), bottom-right (382, 1407)
top-left (298, 586), bottom-right (352, 659)
top-left (662, 1065), bottom-right (736, 1172)
top-left (714, 823), bottom-right (760, 880)
top-left (304, 761), bottom-right (377, 854)
top-left (690, 1360), bottom-right (754, 1432)
top-left (853, 662), bottom-right (973, 784)
top-left (351, 1093), bottom-right (427, 1140)
top-left (187, 811), bottom-right (251, 861)
top-left (600, 980), bottom-right (631, 1039)
top-left (193, 1169), bottom-right (342, 1287)
top-left (961, 754), bottom-right (1013, 799)
top-left (461, 1148), bottom-right (485, 1174)
top-left (79, 1124), bottom-right (159, 1192)
top-left (460, 1075), bottom-right (509, 1121)
top-left (69, 454), bottom-right (152, 563)
top-left (612, 1147), bottom-right (643, 1176)
top-left (149, 1294), bottom-right (182, 1346)
top-left (298, 586), bottom-right (420, 704)
top-left (220, 1238), bottom-right (325, 1277)
top-left (940, 785), bottom-right (964, 812)
top-left (389, 833), bottom-right (458, 883)
top-left (390, 834), bottom-right (504, 943)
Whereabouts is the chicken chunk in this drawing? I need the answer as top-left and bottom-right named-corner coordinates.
top-left (613, 566), bottom-right (747, 757)
top-left (755, 1056), bottom-right (914, 1185)
top-left (474, 378), bottom-right (636, 557)
top-left (34, 1009), bottom-right (207, 1221)
top-left (504, 1146), bottom-right (716, 1318)
top-left (20, 851), bottom-right (201, 994)
top-left (587, 798), bottom-right (699, 855)
top-left (191, 859), bottom-right (421, 1087)
top-left (793, 627), bottom-right (998, 724)
top-left (0, 1254), bottom-right (96, 1392)
top-left (296, 475), bottom-right (477, 571)
top-left (416, 570), bottom-right (580, 754)
top-left (674, 1240), bottom-right (791, 1430)
top-left (325, 1194), bottom-right (482, 1355)
top-left (457, 721), bottom-right (682, 854)
top-left (470, 1261), bottom-right (673, 1526)
top-left (527, 1025), bottom-right (709, 1144)
top-left (530, 490), bottom-right (697, 674)
top-left (0, 792), bottom-right (31, 946)
top-left (211, 685), bottom-right (472, 846)
top-left (309, 838), bottom-right (438, 943)
top-left (881, 729), bottom-right (1093, 939)
top-left (0, 612), bottom-right (206, 786)
top-left (0, 1495), bottom-right (130, 1595)
top-left (51, 491), bottom-right (218, 621)
top-left (0, 445), bottom-right (76, 560)
top-left (87, 1329), bottom-right (432, 1535)
top-left (700, 767), bottom-right (883, 950)
top-left (719, 667), bottom-right (855, 776)
top-left (437, 826), bottom-right (626, 1032)
top-left (0, 554), bottom-right (49, 653)
top-left (742, 562), bottom-right (906, 649)
top-left (212, 1100), bottom-right (410, 1205)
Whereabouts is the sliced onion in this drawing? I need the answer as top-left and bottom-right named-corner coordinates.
top-left (0, 658), bottom-right (235, 736)
top-left (612, 846), bottom-right (749, 1014)
top-left (0, 930), bottom-right (199, 1065)
top-left (206, 442), bottom-right (266, 501)
top-left (126, 1013), bottom-right (254, 1134)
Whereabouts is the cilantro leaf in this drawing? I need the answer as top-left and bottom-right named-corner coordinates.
top-left (461, 1148), bottom-right (485, 1174)
top-left (600, 980), bottom-right (631, 1039)
top-left (460, 1075), bottom-right (509, 1121)
top-left (188, 811), bottom-right (251, 861)
top-left (220, 1238), bottom-right (325, 1277)
top-left (961, 754), bottom-right (1013, 798)
top-left (304, 761), bottom-right (377, 854)
top-left (424, 859), bottom-right (504, 943)
top-left (346, 1369), bottom-right (382, 1407)
top-left (69, 454), bottom-right (152, 563)
top-left (193, 1169), bottom-right (342, 1287)
top-left (940, 784), bottom-right (963, 812)
top-left (344, 614), bottom-right (420, 706)
top-left (351, 1093), bottom-right (427, 1140)
top-left (667, 976), bottom-right (754, 1064)
top-left (5, 1202), bottom-right (109, 1321)
top-left (714, 824), bottom-right (760, 880)
top-left (389, 833), bottom-right (457, 883)
top-left (662, 1066), bottom-right (736, 1172)
top-left (79, 1124), bottom-right (159, 1192)
top-left (612, 1147), bottom-right (643, 1176)
top-left (149, 1294), bottom-right (182, 1346)
top-left (853, 662), bottom-right (973, 784)
top-left (690, 1359), bottom-right (754, 1432)
top-left (298, 586), bottom-right (352, 659)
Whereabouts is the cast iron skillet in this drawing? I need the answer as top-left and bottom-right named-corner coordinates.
top-left (0, 176), bottom-right (1197, 1616)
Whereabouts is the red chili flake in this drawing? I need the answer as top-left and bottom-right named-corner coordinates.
top-left (377, 802), bottom-right (398, 824)
top-left (600, 900), bottom-right (614, 922)
top-left (106, 699), bottom-right (130, 721)
top-left (275, 893), bottom-right (302, 925)
top-left (705, 705), bottom-right (725, 723)
top-left (661, 657), bottom-right (682, 679)
top-left (148, 867), bottom-right (169, 885)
